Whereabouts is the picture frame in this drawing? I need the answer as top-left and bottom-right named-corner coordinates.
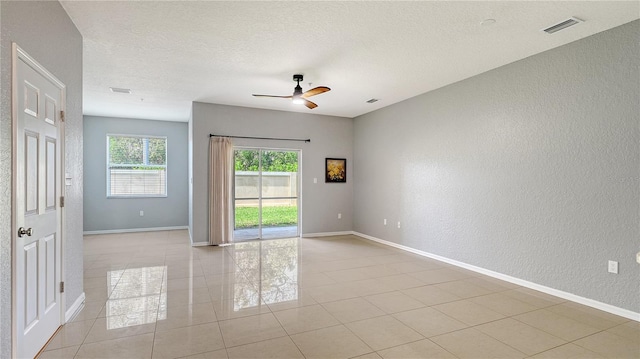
top-left (325, 158), bottom-right (346, 183)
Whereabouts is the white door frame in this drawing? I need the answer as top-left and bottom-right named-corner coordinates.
top-left (11, 43), bottom-right (67, 358)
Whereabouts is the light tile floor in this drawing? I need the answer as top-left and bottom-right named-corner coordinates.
top-left (39, 230), bottom-right (639, 359)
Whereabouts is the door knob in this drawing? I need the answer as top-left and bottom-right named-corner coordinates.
top-left (18, 227), bottom-right (32, 237)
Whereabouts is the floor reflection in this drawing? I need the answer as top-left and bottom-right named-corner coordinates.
top-left (102, 239), bottom-right (300, 329)
top-left (232, 238), bottom-right (299, 310)
top-left (105, 266), bottom-right (167, 329)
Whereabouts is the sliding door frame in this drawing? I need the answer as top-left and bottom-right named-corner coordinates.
top-left (233, 146), bottom-right (301, 240)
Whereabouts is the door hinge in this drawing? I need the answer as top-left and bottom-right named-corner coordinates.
top-left (60, 282), bottom-right (64, 293)
top-left (60, 196), bottom-right (65, 208)
top-left (60, 110), bottom-right (65, 122)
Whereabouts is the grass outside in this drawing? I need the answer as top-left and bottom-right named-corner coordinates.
top-left (235, 206), bottom-right (297, 228)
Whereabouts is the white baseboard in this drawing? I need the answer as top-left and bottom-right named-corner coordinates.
top-left (65, 292), bottom-right (85, 322)
top-left (191, 241), bottom-right (210, 247)
top-left (83, 226), bottom-right (188, 235)
top-left (353, 231), bottom-right (640, 322)
top-left (302, 231), bottom-right (354, 238)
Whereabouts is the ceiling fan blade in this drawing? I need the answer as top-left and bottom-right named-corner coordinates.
top-left (252, 94), bottom-right (293, 98)
top-left (301, 86), bottom-right (331, 98)
top-left (303, 99), bottom-right (318, 109)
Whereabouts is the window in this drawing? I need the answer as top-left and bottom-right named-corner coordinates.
top-left (107, 135), bottom-right (167, 197)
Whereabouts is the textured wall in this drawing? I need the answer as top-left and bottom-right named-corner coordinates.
top-left (191, 103), bottom-right (353, 243)
top-left (354, 21), bottom-right (639, 312)
top-left (84, 116), bottom-right (189, 231)
top-left (0, 5), bottom-right (5, 357)
top-left (0, 1), bottom-right (83, 357)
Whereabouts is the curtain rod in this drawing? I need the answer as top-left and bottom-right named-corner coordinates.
top-left (209, 134), bottom-right (310, 143)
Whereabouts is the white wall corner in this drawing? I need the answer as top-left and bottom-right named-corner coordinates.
top-left (353, 232), bottom-right (640, 322)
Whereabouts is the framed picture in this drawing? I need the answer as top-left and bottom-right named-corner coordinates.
top-left (325, 158), bottom-right (346, 183)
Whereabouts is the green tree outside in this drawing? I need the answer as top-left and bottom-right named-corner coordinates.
top-left (108, 136), bottom-right (166, 167)
top-left (234, 150), bottom-right (298, 172)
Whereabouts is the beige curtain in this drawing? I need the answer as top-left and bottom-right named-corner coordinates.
top-left (209, 137), bottom-right (234, 245)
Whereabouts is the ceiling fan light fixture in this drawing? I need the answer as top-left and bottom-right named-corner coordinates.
top-left (292, 83), bottom-right (304, 104)
top-left (252, 74), bottom-right (329, 110)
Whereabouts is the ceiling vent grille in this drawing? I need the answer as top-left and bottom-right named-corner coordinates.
top-left (542, 17), bottom-right (583, 34)
top-left (110, 87), bottom-right (131, 94)
top-left (366, 98), bottom-right (379, 103)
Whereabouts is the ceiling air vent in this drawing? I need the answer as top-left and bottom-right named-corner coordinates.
top-left (366, 98), bottom-right (379, 104)
top-left (542, 17), bottom-right (583, 34)
top-left (110, 87), bottom-right (131, 94)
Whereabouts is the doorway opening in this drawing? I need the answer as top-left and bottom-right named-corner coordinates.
top-left (233, 148), bottom-right (300, 240)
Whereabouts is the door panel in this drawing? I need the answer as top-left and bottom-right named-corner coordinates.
top-left (23, 81), bottom-right (39, 117)
top-left (234, 149), bottom-right (261, 240)
top-left (44, 95), bottom-right (56, 125)
top-left (45, 138), bottom-right (56, 210)
top-left (14, 46), bottom-right (64, 359)
top-left (260, 150), bottom-right (298, 239)
top-left (25, 132), bottom-right (39, 214)
top-left (44, 234), bottom-right (56, 310)
top-left (24, 242), bottom-right (39, 330)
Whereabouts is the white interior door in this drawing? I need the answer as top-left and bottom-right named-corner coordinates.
top-left (13, 44), bottom-right (65, 359)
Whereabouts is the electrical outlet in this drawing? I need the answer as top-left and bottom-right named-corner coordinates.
top-left (397, 221), bottom-right (401, 229)
top-left (313, 178), bottom-right (317, 184)
top-left (608, 260), bottom-right (618, 274)
top-left (338, 213), bottom-right (342, 219)
top-left (139, 210), bottom-right (144, 217)
top-left (383, 219), bottom-right (387, 225)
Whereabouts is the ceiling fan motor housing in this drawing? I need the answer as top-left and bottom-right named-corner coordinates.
top-left (293, 74), bottom-right (304, 96)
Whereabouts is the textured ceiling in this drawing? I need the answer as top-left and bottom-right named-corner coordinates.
top-left (60, 1), bottom-right (639, 122)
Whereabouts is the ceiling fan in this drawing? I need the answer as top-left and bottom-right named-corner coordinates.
top-left (252, 74), bottom-right (330, 109)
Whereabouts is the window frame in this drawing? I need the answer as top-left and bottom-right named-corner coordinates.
top-left (106, 133), bottom-right (168, 198)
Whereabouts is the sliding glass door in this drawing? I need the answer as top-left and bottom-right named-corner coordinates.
top-left (234, 148), bottom-right (299, 240)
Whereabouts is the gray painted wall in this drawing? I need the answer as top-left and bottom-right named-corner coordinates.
top-left (190, 102), bottom-right (353, 244)
top-left (0, 1), bottom-right (83, 356)
top-left (354, 21), bottom-right (639, 312)
top-left (84, 116), bottom-right (189, 231)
